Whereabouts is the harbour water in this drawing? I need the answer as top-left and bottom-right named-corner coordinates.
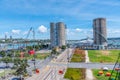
top-left (0, 38), bottom-right (120, 51)
top-left (0, 43), bottom-right (37, 51)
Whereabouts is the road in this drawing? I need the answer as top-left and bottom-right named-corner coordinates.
top-left (36, 50), bottom-right (51, 54)
top-left (0, 58), bottom-right (52, 80)
top-left (26, 48), bottom-right (73, 80)
top-left (0, 48), bottom-right (117, 80)
top-left (26, 48), bottom-right (116, 80)
top-left (49, 62), bottom-right (115, 70)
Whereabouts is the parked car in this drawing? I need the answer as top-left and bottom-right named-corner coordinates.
top-left (12, 77), bottom-right (24, 80)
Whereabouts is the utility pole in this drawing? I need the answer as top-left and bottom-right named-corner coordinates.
top-left (25, 27), bottom-right (36, 71)
top-left (3, 43), bottom-right (7, 79)
top-left (32, 27), bottom-right (36, 71)
top-left (67, 47), bottom-right (70, 62)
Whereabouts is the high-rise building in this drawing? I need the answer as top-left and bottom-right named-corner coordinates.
top-left (50, 22), bottom-right (66, 48)
top-left (50, 22), bottom-right (55, 47)
top-left (10, 35), bottom-right (12, 40)
top-left (93, 18), bottom-right (107, 49)
top-left (5, 34), bottom-right (7, 40)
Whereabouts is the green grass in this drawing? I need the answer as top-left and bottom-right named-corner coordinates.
top-left (24, 53), bottom-right (50, 60)
top-left (35, 53), bottom-right (50, 59)
top-left (13, 50), bottom-right (50, 60)
top-left (93, 69), bottom-right (118, 80)
top-left (0, 71), bottom-right (4, 77)
top-left (64, 68), bottom-right (86, 80)
top-left (0, 69), bottom-right (15, 77)
top-left (88, 50), bottom-right (119, 63)
top-left (71, 53), bottom-right (85, 62)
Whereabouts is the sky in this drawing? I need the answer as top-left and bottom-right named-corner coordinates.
top-left (0, 0), bottom-right (120, 40)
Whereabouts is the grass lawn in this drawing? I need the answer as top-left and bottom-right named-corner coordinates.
top-left (21, 53), bottom-right (50, 60)
top-left (12, 50), bottom-right (50, 60)
top-left (64, 49), bottom-right (86, 80)
top-left (71, 53), bottom-right (85, 62)
top-left (36, 53), bottom-right (50, 59)
top-left (88, 50), bottom-right (119, 63)
top-left (29, 53), bottom-right (50, 59)
top-left (0, 69), bottom-right (15, 77)
top-left (64, 68), bottom-right (86, 80)
top-left (71, 49), bottom-right (85, 62)
top-left (93, 69), bottom-right (118, 80)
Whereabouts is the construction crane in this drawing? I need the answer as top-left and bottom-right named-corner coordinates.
top-left (25, 27), bottom-right (35, 40)
top-left (21, 27), bottom-right (37, 72)
top-left (24, 27), bottom-right (35, 48)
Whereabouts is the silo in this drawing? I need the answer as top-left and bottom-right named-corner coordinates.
top-left (50, 22), bottom-right (55, 47)
top-left (93, 18), bottom-right (107, 49)
top-left (56, 22), bottom-right (66, 47)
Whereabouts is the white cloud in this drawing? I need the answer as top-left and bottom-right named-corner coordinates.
top-left (66, 28), bottom-right (93, 40)
top-left (108, 29), bottom-right (120, 34)
top-left (99, 1), bottom-right (120, 6)
top-left (75, 28), bottom-right (83, 32)
top-left (23, 31), bottom-right (28, 35)
top-left (107, 29), bottom-right (120, 38)
top-left (66, 29), bottom-right (70, 33)
top-left (66, 29), bottom-right (75, 36)
top-left (38, 25), bottom-right (47, 33)
top-left (5, 32), bottom-right (9, 35)
top-left (12, 29), bottom-right (21, 34)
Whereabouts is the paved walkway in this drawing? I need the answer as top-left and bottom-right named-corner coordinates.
top-left (85, 50), bottom-right (94, 80)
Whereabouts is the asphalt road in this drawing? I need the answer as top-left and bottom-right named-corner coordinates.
top-left (0, 48), bottom-right (117, 80)
top-left (26, 48), bottom-right (73, 80)
top-left (49, 62), bottom-right (115, 70)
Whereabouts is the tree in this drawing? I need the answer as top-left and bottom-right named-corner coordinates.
top-left (13, 59), bottom-right (29, 77)
top-left (61, 45), bottom-right (66, 50)
top-left (7, 52), bottom-right (13, 57)
top-left (33, 45), bottom-right (40, 51)
top-left (26, 46), bottom-right (33, 50)
top-left (51, 48), bottom-right (57, 55)
top-left (0, 51), bottom-right (5, 57)
top-left (1, 57), bottom-right (12, 68)
top-left (51, 48), bottom-right (60, 58)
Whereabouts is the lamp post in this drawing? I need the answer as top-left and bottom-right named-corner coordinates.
top-left (33, 50), bottom-right (36, 71)
top-left (33, 28), bottom-right (36, 72)
top-left (67, 47), bottom-right (70, 62)
top-left (3, 43), bottom-right (8, 79)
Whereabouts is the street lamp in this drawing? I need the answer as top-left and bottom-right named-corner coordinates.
top-left (32, 27), bottom-right (36, 72)
top-left (67, 48), bottom-right (70, 62)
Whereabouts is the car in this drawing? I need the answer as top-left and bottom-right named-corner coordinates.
top-left (55, 56), bottom-right (57, 59)
top-left (31, 59), bottom-right (35, 61)
top-left (12, 78), bottom-right (21, 80)
top-left (101, 66), bottom-right (109, 71)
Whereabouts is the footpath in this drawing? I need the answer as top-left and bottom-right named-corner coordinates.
top-left (85, 50), bottom-right (94, 80)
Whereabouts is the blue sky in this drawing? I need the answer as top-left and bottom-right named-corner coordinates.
top-left (0, 0), bottom-right (120, 40)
